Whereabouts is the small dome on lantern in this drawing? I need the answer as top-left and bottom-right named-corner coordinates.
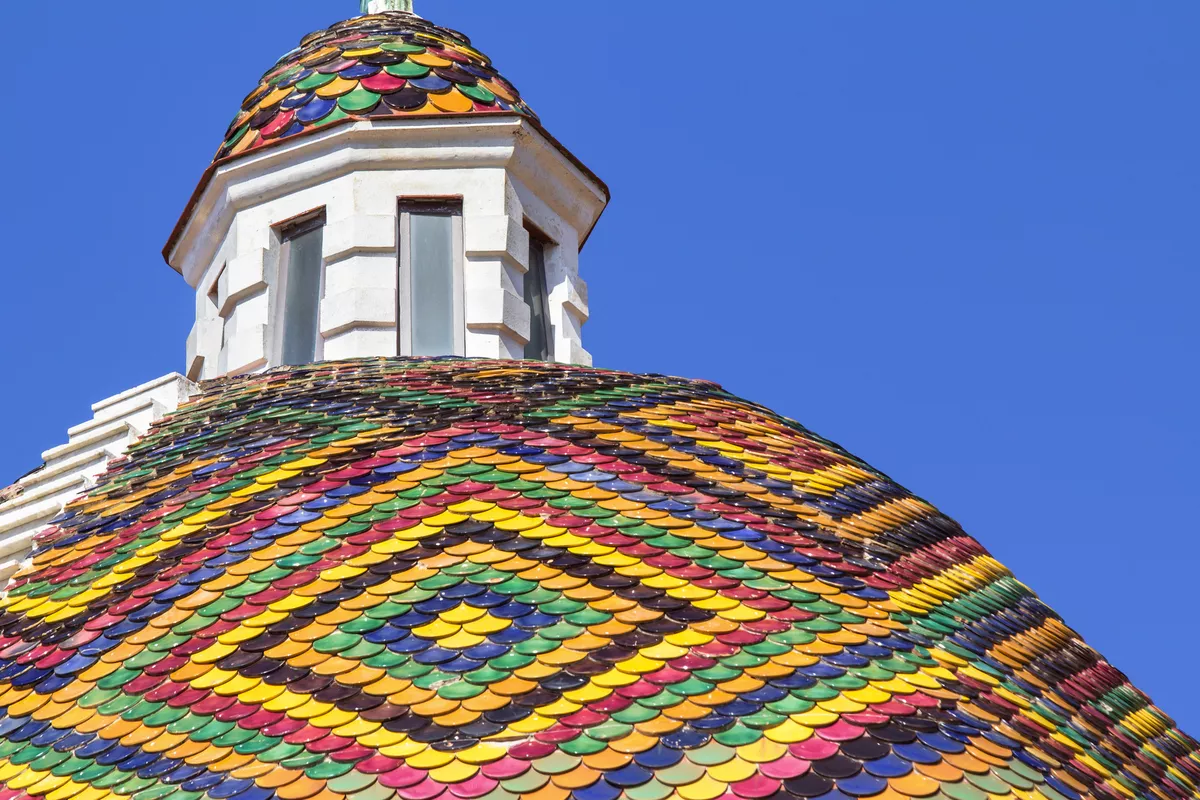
top-left (218, 10), bottom-right (535, 164)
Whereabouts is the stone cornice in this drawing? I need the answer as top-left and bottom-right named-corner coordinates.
top-left (167, 116), bottom-right (608, 285)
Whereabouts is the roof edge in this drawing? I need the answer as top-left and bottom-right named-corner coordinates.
top-left (162, 113), bottom-right (610, 268)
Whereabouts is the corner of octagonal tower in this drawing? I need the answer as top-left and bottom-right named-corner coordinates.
top-left (164, 13), bottom-right (609, 381)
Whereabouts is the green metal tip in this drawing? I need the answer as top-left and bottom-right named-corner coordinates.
top-left (361, 0), bottom-right (414, 12)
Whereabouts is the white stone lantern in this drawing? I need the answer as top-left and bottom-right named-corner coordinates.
top-left (165, 11), bottom-right (609, 381)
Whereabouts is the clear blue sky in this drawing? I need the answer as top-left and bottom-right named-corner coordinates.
top-left (0, 1), bottom-right (1197, 732)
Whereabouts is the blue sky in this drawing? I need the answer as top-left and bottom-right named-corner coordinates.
top-left (1, 1), bottom-right (1198, 732)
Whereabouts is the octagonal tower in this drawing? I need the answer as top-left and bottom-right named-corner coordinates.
top-left (166, 9), bottom-right (608, 380)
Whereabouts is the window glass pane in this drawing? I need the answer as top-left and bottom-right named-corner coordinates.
top-left (281, 225), bottom-right (323, 366)
top-left (410, 213), bottom-right (456, 356)
top-left (524, 236), bottom-right (551, 360)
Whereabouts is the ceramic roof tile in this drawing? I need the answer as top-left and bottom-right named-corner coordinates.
top-left (0, 357), bottom-right (1195, 800)
top-left (215, 13), bottom-right (535, 164)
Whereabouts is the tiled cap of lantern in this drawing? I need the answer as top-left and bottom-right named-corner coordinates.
top-left (3, 359), bottom-right (1198, 800)
top-left (217, 12), bottom-right (535, 163)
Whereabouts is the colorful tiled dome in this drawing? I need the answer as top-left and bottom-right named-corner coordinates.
top-left (217, 13), bottom-right (535, 164)
top-left (4, 359), bottom-right (1198, 800)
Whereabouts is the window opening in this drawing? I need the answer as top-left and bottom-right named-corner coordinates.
top-left (398, 201), bottom-right (463, 357)
top-left (278, 213), bottom-right (325, 366)
top-left (523, 226), bottom-right (553, 361)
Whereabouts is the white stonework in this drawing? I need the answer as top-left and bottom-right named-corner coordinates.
top-left (0, 375), bottom-right (198, 584)
top-left (168, 116), bottom-right (608, 381)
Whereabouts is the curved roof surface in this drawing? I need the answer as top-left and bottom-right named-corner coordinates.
top-left (217, 13), bottom-right (535, 164)
top-left (5, 359), bottom-right (1197, 800)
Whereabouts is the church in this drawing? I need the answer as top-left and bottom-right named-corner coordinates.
top-left (0, 5), bottom-right (1193, 800)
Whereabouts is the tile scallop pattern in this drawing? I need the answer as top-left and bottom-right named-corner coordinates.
top-left (4, 358), bottom-right (1197, 800)
top-left (217, 13), bottom-right (535, 163)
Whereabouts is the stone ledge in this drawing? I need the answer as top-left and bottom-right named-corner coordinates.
top-left (324, 214), bottom-right (397, 263)
top-left (466, 286), bottom-right (530, 343)
top-left (220, 250), bottom-right (268, 315)
top-left (320, 288), bottom-right (397, 339)
top-left (0, 374), bottom-right (199, 592)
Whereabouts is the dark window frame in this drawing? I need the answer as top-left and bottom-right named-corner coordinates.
top-left (397, 199), bottom-right (464, 357)
top-left (274, 209), bottom-right (327, 367)
top-left (523, 222), bottom-right (554, 361)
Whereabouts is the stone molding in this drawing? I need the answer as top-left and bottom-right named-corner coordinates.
top-left (0, 374), bottom-right (198, 586)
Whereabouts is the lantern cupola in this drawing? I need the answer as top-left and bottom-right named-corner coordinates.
top-left (166, 8), bottom-right (608, 380)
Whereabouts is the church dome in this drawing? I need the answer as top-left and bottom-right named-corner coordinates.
top-left (216, 12), bottom-right (536, 164)
top-left (6, 359), bottom-right (1198, 800)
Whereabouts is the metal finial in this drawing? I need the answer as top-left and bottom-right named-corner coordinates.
top-left (361, 0), bottom-right (414, 12)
